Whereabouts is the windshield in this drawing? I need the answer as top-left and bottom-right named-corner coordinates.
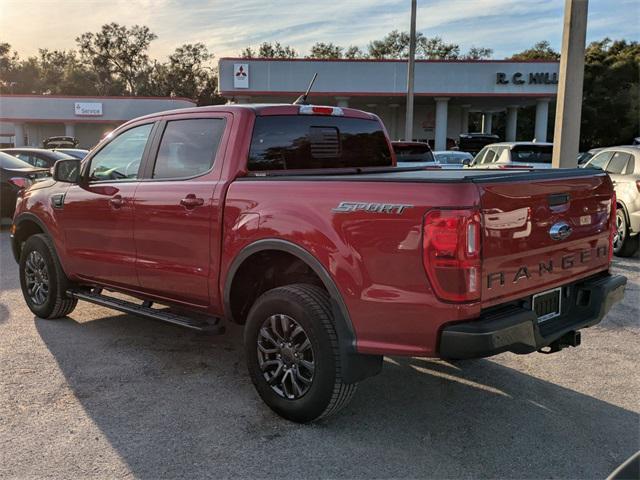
top-left (434, 152), bottom-right (470, 164)
top-left (393, 144), bottom-right (435, 163)
top-left (511, 145), bottom-right (553, 164)
top-left (0, 152), bottom-right (33, 169)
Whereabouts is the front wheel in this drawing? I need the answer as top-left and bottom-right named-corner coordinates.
top-left (244, 284), bottom-right (357, 423)
top-left (19, 234), bottom-right (77, 319)
top-left (614, 209), bottom-right (639, 257)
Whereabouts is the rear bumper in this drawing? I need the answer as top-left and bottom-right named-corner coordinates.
top-left (439, 273), bottom-right (627, 359)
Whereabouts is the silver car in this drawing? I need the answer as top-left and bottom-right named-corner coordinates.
top-left (470, 142), bottom-right (554, 169)
top-left (583, 146), bottom-right (640, 257)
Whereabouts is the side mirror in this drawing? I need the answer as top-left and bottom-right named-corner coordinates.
top-left (52, 158), bottom-right (81, 183)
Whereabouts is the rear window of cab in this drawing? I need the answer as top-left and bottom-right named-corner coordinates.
top-left (248, 115), bottom-right (392, 171)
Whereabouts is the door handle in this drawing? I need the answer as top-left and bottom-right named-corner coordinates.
top-left (109, 195), bottom-right (123, 209)
top-left (180, 194), bottom-right (204, 209)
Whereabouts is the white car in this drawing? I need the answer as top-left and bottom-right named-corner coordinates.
top-left (470, 142), bottom-right (554, 169)
top-left (583, 145), bottom-right (640, 256)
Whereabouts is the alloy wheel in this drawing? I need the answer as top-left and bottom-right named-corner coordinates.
top-left (24, 250), bottom-right (49, 305)
top-left (614, 211), bottom-right (626, 251)
top-left (257, 314), bottom-right (315, 400)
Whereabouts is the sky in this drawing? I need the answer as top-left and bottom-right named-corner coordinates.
top-left (1, 0), bottom-right (639, 61)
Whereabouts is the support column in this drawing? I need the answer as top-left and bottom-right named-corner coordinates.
top-left (335, 96), bottom-right (350, 108)
top-left (482, 112), bottom-right (493, 134)
top-left (505, 106), bottom-right (518, 142)
top-left (460, 104), bottom-right (471, 134)
top-left (552, 0), bottom-right (589, 168)
top-left (13, 122), bottom-right (25, 147)
top-left (535, 98), bottom-right (550, 142)
top-left (64, 123), bottom-right (76, 138)
top-left (434, 97), bottom-right (449, 151)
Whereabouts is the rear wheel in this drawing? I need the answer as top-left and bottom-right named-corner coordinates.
top-left (614, 208), bottom-right (639, 257)
top-left (19, 234), bottom-right (77, 318)
top-left (244, 284), bottom-right (357, 423)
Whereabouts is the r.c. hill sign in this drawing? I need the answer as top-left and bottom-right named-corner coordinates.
top-left (496, 72), bottom-right (559, 85)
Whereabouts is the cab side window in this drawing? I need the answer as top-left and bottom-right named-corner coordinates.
top-left (88, 123), bottom-right (153, 182)
top-left (152, 118), bottom-right (226, 179)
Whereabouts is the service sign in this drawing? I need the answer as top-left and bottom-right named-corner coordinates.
top-left (233, 63), bottom-right (249, 88)
top-left (74, 102), bottom-right (103, 116)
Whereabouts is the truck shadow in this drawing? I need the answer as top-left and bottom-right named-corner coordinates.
top-left (34, 313), bottom-right (639, 479)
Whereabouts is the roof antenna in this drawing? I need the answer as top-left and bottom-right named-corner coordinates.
top-left (293, 73), bottom-right (318, 105)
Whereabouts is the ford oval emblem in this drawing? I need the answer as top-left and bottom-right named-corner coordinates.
top-left (549, 221), bottom-right (572, 241)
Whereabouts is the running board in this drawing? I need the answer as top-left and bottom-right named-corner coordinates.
top-left (68, 289), bottom-right (225, 334)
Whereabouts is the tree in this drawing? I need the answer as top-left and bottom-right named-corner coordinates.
top-left (76, 23), bottom-right (157, 95)
top-left (151, 43), bottom-right (225, 105)
top-left (36, 49), bottom-right (98, 95)
top-left (241, 41), bottom-right (297, 59)
top-left (464, 46), bottom-right (494, 60)
top-left (580, 38), bottom-right (640, 149)
top-left (368, 30), bottom-right (416, 59)
top-left (307, 42), bottom-right (343, 59)
top-left (344, 45), bottom-right (366, 59)
top-left (240, 46), bottom-right (256, 58)
top-left (419, 36), bottom-right (460, 59)
top-left (367, 30), bottom-right (488, 60)
top-left (509, 40), bottom-right (560, 61)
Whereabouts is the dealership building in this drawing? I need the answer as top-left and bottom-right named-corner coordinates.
top-left (0, 95), bottom-right (196, 149)
top-left (218, 58), bottom-right (560, 150)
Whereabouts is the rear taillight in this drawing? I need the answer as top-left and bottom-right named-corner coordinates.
top-left (299, 105), bottom-right (344, 116)
top-left (423, 209), bottom-right (482, 302)
top-left (636, 180), bottom-right (640, 193)
top-left (609, 192), bottom-right (617, 263)
top-left (9, 177), bottom-right (32, 190)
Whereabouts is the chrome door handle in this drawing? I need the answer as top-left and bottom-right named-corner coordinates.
top-left (180, 194), bottom-right (204, 209)
top-left (109, 195), bottom-right (123, 209)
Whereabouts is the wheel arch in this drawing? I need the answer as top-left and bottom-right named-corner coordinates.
top-left (223, 239), bottom-right (356, 351)
top-left (11, 213), bottom-right (51, 263)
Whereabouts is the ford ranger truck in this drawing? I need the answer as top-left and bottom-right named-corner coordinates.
top-left (11, 104), bottom-right (627, 423)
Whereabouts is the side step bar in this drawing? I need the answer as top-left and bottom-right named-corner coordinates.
top-left (68, 289), bottom-right (225, 334)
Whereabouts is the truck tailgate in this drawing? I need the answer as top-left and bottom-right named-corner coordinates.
top-left (476, 170), bottom-right (614, 307)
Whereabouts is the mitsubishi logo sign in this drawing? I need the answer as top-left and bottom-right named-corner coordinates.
top-left (233, 63), bottom-right (249, 88)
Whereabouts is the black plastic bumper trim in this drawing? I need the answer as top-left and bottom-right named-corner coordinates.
top-left (439, 273), bottom-right (627, 359)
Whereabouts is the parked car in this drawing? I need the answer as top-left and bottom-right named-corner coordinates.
top-left (470, 142), bottom-right (554, 169)
top-left (11, 104), bottom-right (626, 423)
top-left (432, 150), bottom-right (473, 168)
top-left (458, 133), bottom-right (500, 155)
top-left (42, 136), bottom-right (79, 149)
top-left (0, 148), bottom-right (74, 169)
top-left (0, 152), bottom-right (47, 218)
top-left (392, 141), bottom-right (437, 167)
top-left (582, 146), bottom-right (640, 256)
top-left (52, 148), bottom-right (90, 160)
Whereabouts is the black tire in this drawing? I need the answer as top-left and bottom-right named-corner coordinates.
top-left (19, 234), bottom-right (77, 319)
top-left (244, 283), bottom-right (357, 423)
top-left (614, 208), bottom-right (639, 257)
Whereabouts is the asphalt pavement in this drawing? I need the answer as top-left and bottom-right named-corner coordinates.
top-left (1, 226), bottom-right (638, 479)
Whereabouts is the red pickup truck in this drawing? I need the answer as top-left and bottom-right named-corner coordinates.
top-left (11, 104), bottom-right (626, 423)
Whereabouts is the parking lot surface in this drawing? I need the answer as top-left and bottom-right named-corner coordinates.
top-left (1, 226), bottom-right (638, 479)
